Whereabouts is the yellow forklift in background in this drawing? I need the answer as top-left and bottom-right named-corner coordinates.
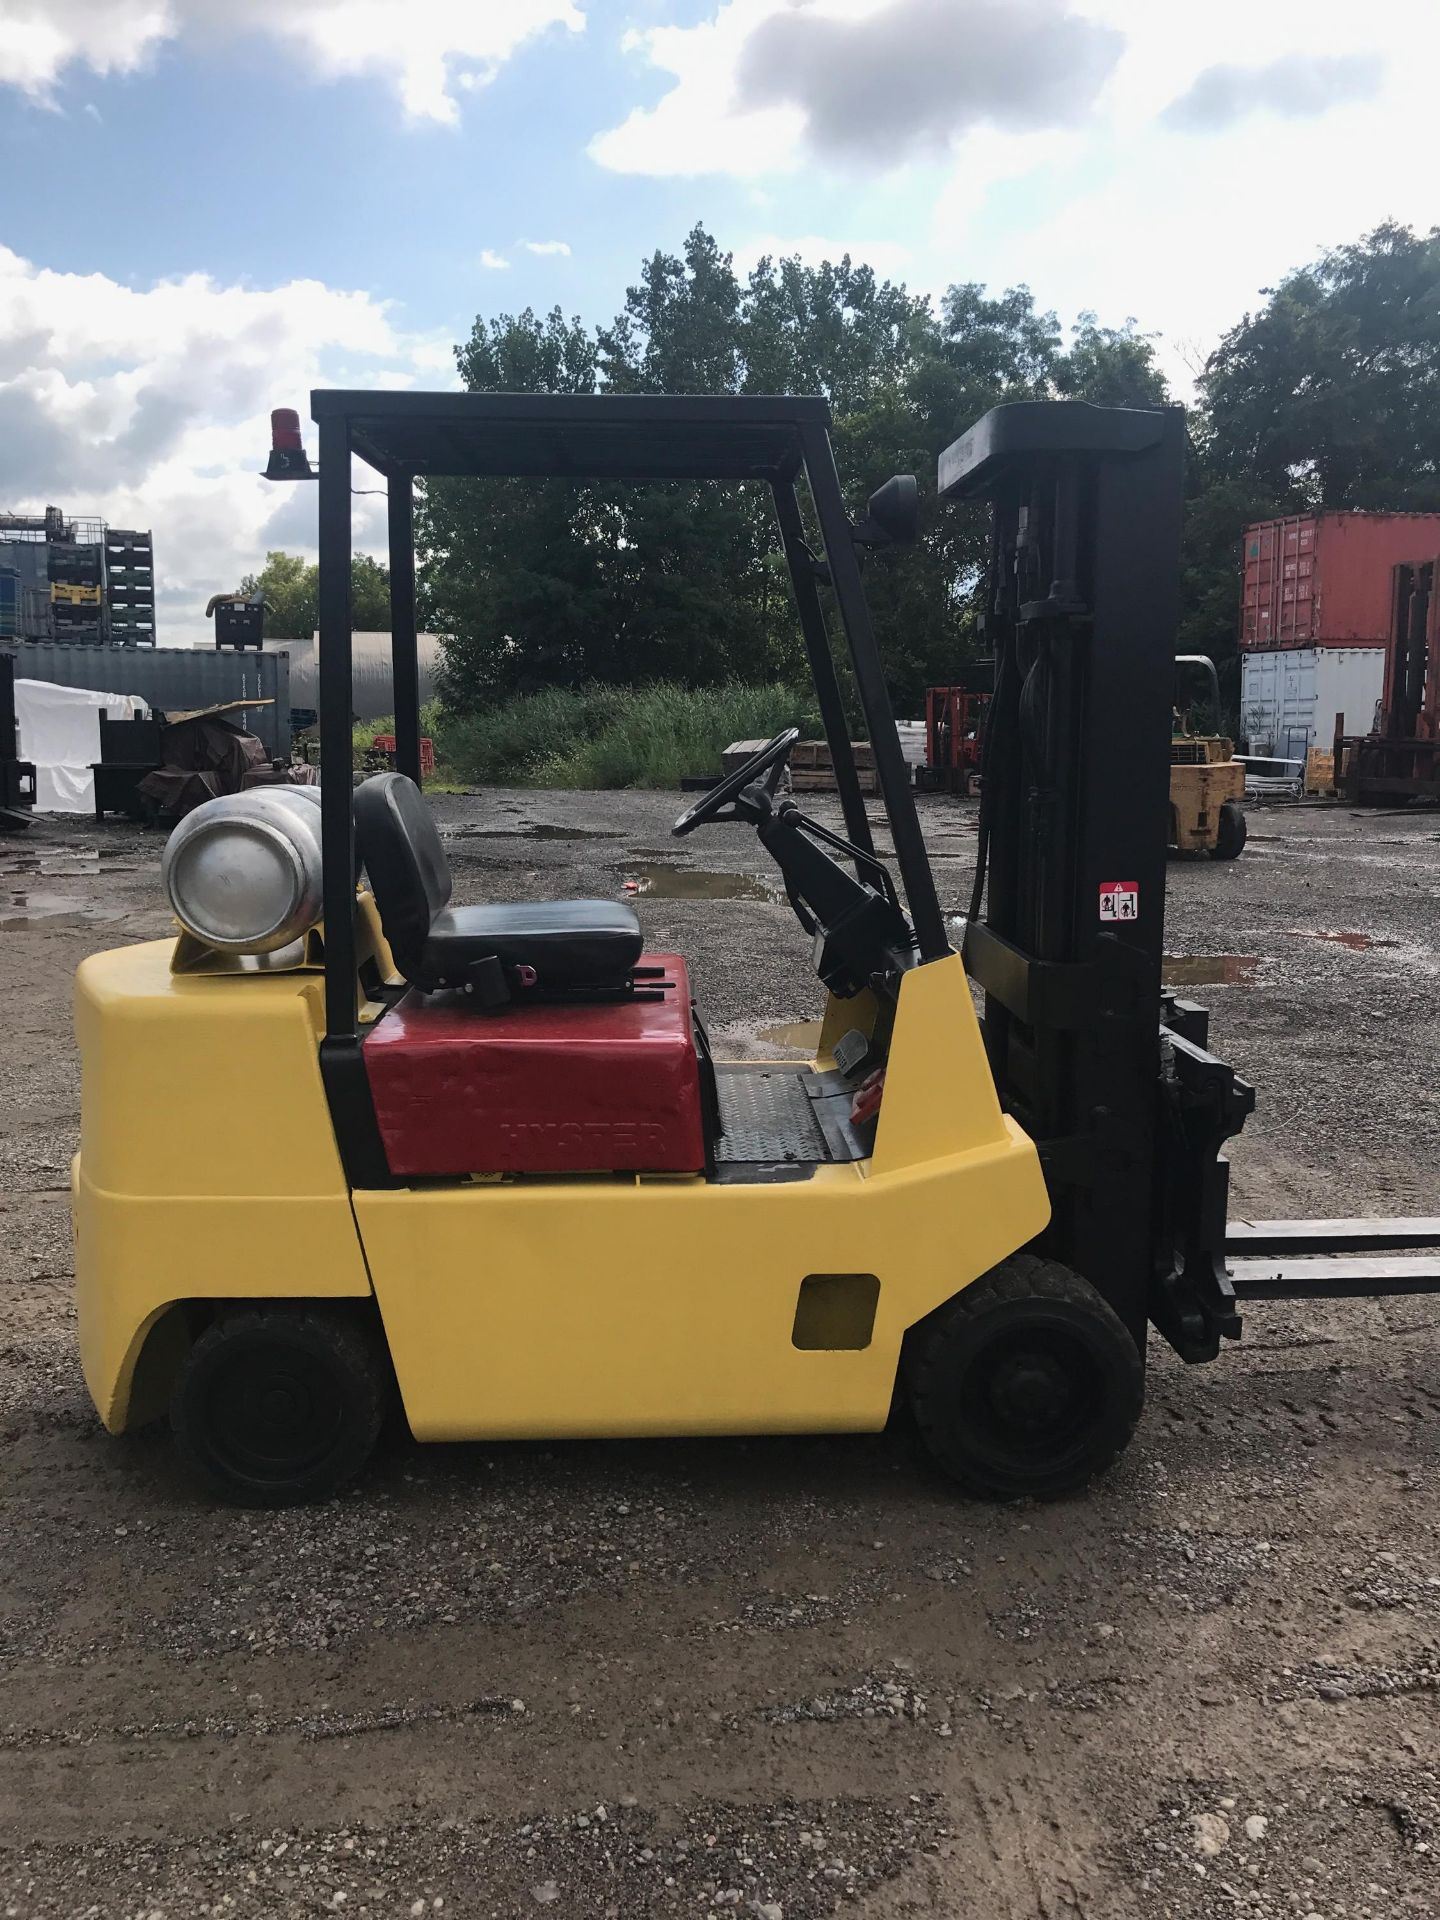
top-left (1169, 654), bottom-right (1246, 858)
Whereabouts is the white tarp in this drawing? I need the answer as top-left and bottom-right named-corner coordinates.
top-left (14, 679), bottom-right (147, 814)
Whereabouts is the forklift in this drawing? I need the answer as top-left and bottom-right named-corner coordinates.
top-left (0, 654), bottom-right (37, 829)
top-left (918, 683), bottom-right (991, 797)
top-left (1169, 654), bottom-right (1246, 858)
top-left (1338, 554), bottom-right (1440, 804)
top-left (72, 394), bottom-right (1440, 1507)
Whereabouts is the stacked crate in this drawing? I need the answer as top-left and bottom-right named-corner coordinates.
top-left (47, 534), bottom-right (104, 639)
top-left (104, 529), bottom-right (156, 644)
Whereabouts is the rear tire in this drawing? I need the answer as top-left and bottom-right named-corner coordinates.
top-left (171, 1305), bottom-right (388, 1507)
top-left (1214, 801), bottom-right (1247, 860)
top-left (907, 1256), bottom-right (1144, 1501)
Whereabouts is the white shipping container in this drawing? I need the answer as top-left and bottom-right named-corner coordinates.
top-left (1240, 646), bottom-right (1386, 761)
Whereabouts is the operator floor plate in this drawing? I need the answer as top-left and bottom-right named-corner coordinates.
top-left (714, 1066), bottom-right (829, 1165)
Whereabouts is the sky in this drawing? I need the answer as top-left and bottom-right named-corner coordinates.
top-left (1, 0), bottom-right (1436, 645)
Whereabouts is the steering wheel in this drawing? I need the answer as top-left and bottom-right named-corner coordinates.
top-left (672, 727), bottom-right (800, 837)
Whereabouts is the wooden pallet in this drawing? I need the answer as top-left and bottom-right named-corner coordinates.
top-left (790, 739), bottom-right (880, 793)
top-left (721, 737), bottom-right (883, 794)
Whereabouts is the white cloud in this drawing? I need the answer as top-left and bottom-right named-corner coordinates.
top-left (0, 0), bottom-right (585, 123)
top-left (963, 0), bottom-right (1436, 393)
top-left (733, 0), bottom-right (1120, 164)
top-left (479, 249), bottom-right (512, 270)
top-left (1068, 0), bottom-right (1395, 131)
top-left (590, 0), bottom-right (807, 177)
top-left (0, 245), bottom-right (454, 644)
top-left (521, 239), bottom-right (572, 257)
top-left (927, 127), bottom-right (1079, 251)
top-left (592, 0), bottom-right (1119, 177)
top-left (589, 0), bottom-right (1413, 249)
top-left (601, 0), bottom-right (1428, 400)
top-left (0, 0), bottom-right (171, 95)
top-left (1160, 51), bottom-right (1385, 131)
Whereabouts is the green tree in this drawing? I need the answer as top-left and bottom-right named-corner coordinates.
top-left (595, 228), bottom-right (808, 688)
top-left (599, 226), bottom-right (743, 394)
top-left (1055, 315), bottom-right (1169, 409)
top-left (347, 554), bottom-right (392, 630)
top-left (418, 306), bottom-right (619, 703)
top-left (1202, 222), bottom-right (1440, 510)
top-left (240, 550), bottom-right (391, 638)
top-left (240, 550), bottom-right (314, 640)
top-left (419, 225), bottom-right (1171, 712)
top-left (891, 290), bottom-right (1168, 697)
top-left (1181, 221), bottom-right (1440, 662)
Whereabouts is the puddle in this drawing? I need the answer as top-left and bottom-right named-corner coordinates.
top-left (0, 852), bottom-right (138, 876)
top-left (618, 863), bottom-right (780, 902)
top-left (444, 824), bottom-right (620, 843)
top-left (758, 1019), bottom-right (823, 1051)
top-left (1163, 954), bottom-right (1261, 987)
top-left (1286, 929), bottom-right (1396, 952)
top-left (0, 891), bottom-right (122, 931)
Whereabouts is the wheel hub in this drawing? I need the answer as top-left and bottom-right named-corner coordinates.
top-left (210, 1351), bottom-right (344, 1477)
top-left (989, 1350), bottom-right (1072, 1432)
top-left (257, 1377), bottom-right (308, 1433)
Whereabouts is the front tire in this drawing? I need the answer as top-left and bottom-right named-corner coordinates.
top-left (171, 1306), bottom-right (389, 1507)
top-left (1213, 801), bottom-right (1247, 860)
top-left (907, 1256), bottom-right (1144, 1501)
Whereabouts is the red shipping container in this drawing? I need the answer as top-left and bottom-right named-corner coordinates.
top-left (1239, 512), bottom-right (1440, 651)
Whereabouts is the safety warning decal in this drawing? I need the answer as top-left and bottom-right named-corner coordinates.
top-left (1099, 880), bottom-right (1139, 923)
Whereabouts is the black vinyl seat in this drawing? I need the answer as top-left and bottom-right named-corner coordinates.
top-left (353, 773), bottom-right (642, 996)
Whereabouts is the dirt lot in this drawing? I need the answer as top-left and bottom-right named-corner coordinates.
top-left (1, 789), bottom-right (1438, 1920)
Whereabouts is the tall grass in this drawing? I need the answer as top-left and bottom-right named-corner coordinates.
top-left (430, 687), bottom-right (629, 786)
top-left (433, 682), bottom-right (823, 789)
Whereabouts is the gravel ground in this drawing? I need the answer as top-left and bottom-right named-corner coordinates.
top-left (1, 788), bottom-right (1438, 1919)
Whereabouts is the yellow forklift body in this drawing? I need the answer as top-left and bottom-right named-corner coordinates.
top-left (1169, 743), bottom-right (1246, 853)
top-left (74, 944), bottom-right (1049, 1440)
top-left (357, 954), bottom-right (1047, 1439)
top-left (72, 941), bottom-right (371, 1431)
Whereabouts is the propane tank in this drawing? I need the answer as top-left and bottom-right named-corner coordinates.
top-left (161, 788), bottom-right (326, 954)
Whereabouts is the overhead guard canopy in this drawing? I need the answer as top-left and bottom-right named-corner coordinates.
top-left (308, 383), bottom-right (950, 1063)
top-left (310, 390), bottom-right (833, 483)
top-left (938, 400), bottom-right (1168, 501)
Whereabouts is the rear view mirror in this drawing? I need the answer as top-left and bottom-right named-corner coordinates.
top-left (853, 473), bottom-right (919, 549)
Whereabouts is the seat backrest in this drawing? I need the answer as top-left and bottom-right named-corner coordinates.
top-left (353, 772), bottom-right (452, 963)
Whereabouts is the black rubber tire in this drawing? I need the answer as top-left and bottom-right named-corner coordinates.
top-left (1213, 801), bottom-right (1247, 860)
top-left (171, 1306), bottom-right (388, 1507)
top-left (907, 1255), bottom-right (1144, 1501)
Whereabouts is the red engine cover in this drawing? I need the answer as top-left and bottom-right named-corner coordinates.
top-left (363, 953), bottom-right (705, 1177)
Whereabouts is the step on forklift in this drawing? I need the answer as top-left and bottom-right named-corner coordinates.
top-left (72, 394), bottom-right (1440, 1507)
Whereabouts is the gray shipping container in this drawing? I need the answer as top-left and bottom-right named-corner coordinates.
top-left (0, 643), bottom-right (290, 758)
